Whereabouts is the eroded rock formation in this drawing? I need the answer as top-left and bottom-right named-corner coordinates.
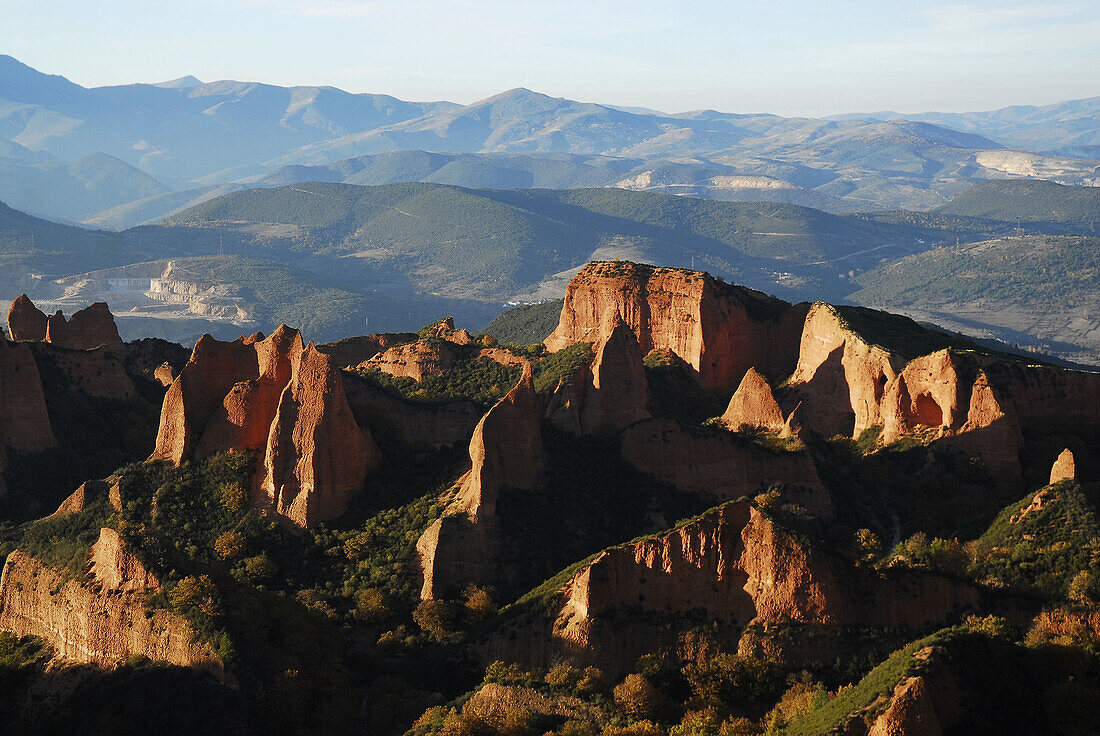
top-left (6, 294), bottom-right (47, 341)
top-left (362, 339), bottom-right (462, 381)
top-left (1050, 448), bottom-right (1076, 483)
top-left (0, 339), bottom-right (56, 454)
top-left (487, 502), bottom-right (977, 675)
top-left (418, 364), bottom-right (543, 598)
top-left (545, 262), bottom-right (806, 390)
top-left (721, 367), bottom-right (796, 436)
top-left (0, 533), bottom-right (221, 677)
top-left (44, 302), bottom-right (124, 350)
top-left (152, 326), bottom-right (379, 527)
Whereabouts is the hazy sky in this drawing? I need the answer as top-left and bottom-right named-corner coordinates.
top-left (4, 0), bottom-right (1099, 116)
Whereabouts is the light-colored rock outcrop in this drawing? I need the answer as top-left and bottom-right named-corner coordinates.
top-left (868, 675), bottom-right (943, 736)
top-left (786, 303), bottom-right (900, 439)
top-left (362, 339), bottom-right (461, 381)
top-left (1050, 448), bottom-right (1076, 483)
top-left (0, 539), bottom-right (221, 677)
top-left (545, 262), bottom-right (805, 390)
top-left (418, 364), bottom-right (543, 598)
top-left (721, 367), bottom-right (796, 436)
top-left (316, 332), bottom-right (417, 367)
top-left (152, 326), bottom-right (379, 528)
top-left (6, 294), bottom-right (48, 341)
top-left (154, 361), bottom-right (177, 386)
top-left (0, 339), bottom-right (56, 454)
top-left (50, 479), bottom-right (122, 517)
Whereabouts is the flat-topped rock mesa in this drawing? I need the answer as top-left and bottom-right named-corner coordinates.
top-left (0, 528), bottom-right (222, 677)
top-left (486, 502), bottom-right (977, 675)
top-left (7, 296), bottom-right (123, 350)
top-left (545, 262), bottom-right (807, 391)
top-left (152, 326), bottom-right (379, 527)
top-left (0, 339), bottom-right (56, 455)
top-left (362, 338), bottom-right (463, 381)
top-left (545, 307), bottom-right (650, 435)
top-left (418, 364), bottom-right (543, 599)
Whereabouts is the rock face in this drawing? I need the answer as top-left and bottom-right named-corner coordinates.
top-left (487, 502), bottom-right (977, 675)
top-left (1050, 448), bottom-right (1076, 483)
top-left (620, 418), bottom-right (829, 516)
top-left (362, 339), bottom-right (461, 381)
top-left (44, 302), bottom-right (124, 350)
top-left (785, 303), bottom-right (900, 439)
top-left (317, 332), bottom-right (417, 368)
top-left (50, 478), bottom-right (122, 517)
top-left (0, 536), bottom-right (221, 677)
top-left (29, 342), bottom-right (136, 401)
top-left (152, 326), bottom-right (379, 528)
top-left (154, 361), bottom-right (177, 386)
top-left (545, 308), bottom-right (650, 435)
top-left (258, 342), bottom-right (380, 528)
top-left (721, 367), bottom-right (796, 436)
top-left (545, 262), bottom-right (806, 391)
top-left (6, 294), bottom-right (48, 341)
top-left (418, 364), bottom-right (543, 598)
top-left (0, 339), bottom-right (56, 454)
top-left (868, 675), bottom-right (943, 736)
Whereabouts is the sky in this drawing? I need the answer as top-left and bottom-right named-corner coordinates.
top-left (3, 0), bottom-right (1099, 116)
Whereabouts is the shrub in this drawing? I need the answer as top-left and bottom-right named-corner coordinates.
top-left (354, 587), bottom-right (390, 624)
top-left (414, 599), bottom-right (459, 640)
top-left (545, 663), bottom-right (582, 690)
top-left (218, 481), bottom-right (248, 513)
top-left (243, 553), bottom-right (277, 581)
top-left (169, 575), bottom-right (220, 617)
top-left (576, 666), bottom-right (606, 696)
top-left (214, 530), bottom-right (246, 559)
top-left (464, 585), bottom-right (498, 622)
top-left (1068, 570), bottom-right (1100, 607)
top-left (964, 615), bottom-right (1015, 641)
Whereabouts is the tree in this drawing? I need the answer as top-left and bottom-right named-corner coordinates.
top-left (414, 599), bottom-right (458, 640)
top-left (214, 530), bottom-right (246, 559)
top-left (170, 575), bottom-right (220, 617)
top-left (613, 673), bottom-right (661, 720)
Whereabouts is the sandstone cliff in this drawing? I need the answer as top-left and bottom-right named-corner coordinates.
top-left (0, 531), bottom-right (221, 677)
top-left (620, 418), bottom-right (828, 516)
top-left (44, 302), bottom-right (124, 350)
top-left (545, 262), bottom-right (806, 391)
top-left (487, 502), bottom-right (977, 675)
top-left (418, 364), bottom-right (543, 598)
top-left (1050, 448), bottom-right (1075, 483)
top-left (152, 327), bottom-right (379, 527)
top-left (0, 339), bottom-right (56, 454)
top-left (317, 332), bottom-right (417, 367)
top-left (362, 339), bottom-right (461, 381)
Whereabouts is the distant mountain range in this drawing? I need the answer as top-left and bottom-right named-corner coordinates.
top-left (3, 178), bottom-right (1098, 365)
top-left (2, 55), bottom-right (1098, 225)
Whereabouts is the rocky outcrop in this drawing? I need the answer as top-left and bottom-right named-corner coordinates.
top-left (868, 676), bottom-right (943, 736)
top-left (29, 342), bottom-right (136, 401)
top-left (257, 343), bottom-right (380, 528)
top-left (721, 367), bottom-right (796, 436)
top-left (0, 339), bottom-right (56, 454)
top-left (620, 418), bottom-right (828, 516)
top-left (487, 502), bottom-right (977, 675)
top-left (0, 537), bottom-right (221, 677)
top-left (785, 303), bottom-right (900, 439)
top-left (6, 294), bottom-right (48, 341)
top-left (317, 332), bottom-right (417, 367)
top-left (545, 308), bottom-right (650, 435)
top-left (342, 373), bottom-right (484, 450)
top-left (1050, 448), bottom-right (1076, 483)
top-left (154, 361), bottom-right (177, 386)
top-left (362, 339), bottom-right (461, 381)
top-left (50, 478), bottom-right (122, 517)
top-left (545, 262), bottom-right (806, 391)
top-left (44, 302), bottom-right (124, 350)
top-left (418, 364), bottom-right (543, 598)
top-left (152, 326), bottom-right (379, 528)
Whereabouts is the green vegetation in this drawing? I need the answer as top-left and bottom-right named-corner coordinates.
top-left (937, 180), bottom-right (1100, 232)
top-left (533, 341), bottom-right (595, 393)
top-left (484, 300), bottom-right (565, 347)
top-left (353, 349), bottom-right (521, 405)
